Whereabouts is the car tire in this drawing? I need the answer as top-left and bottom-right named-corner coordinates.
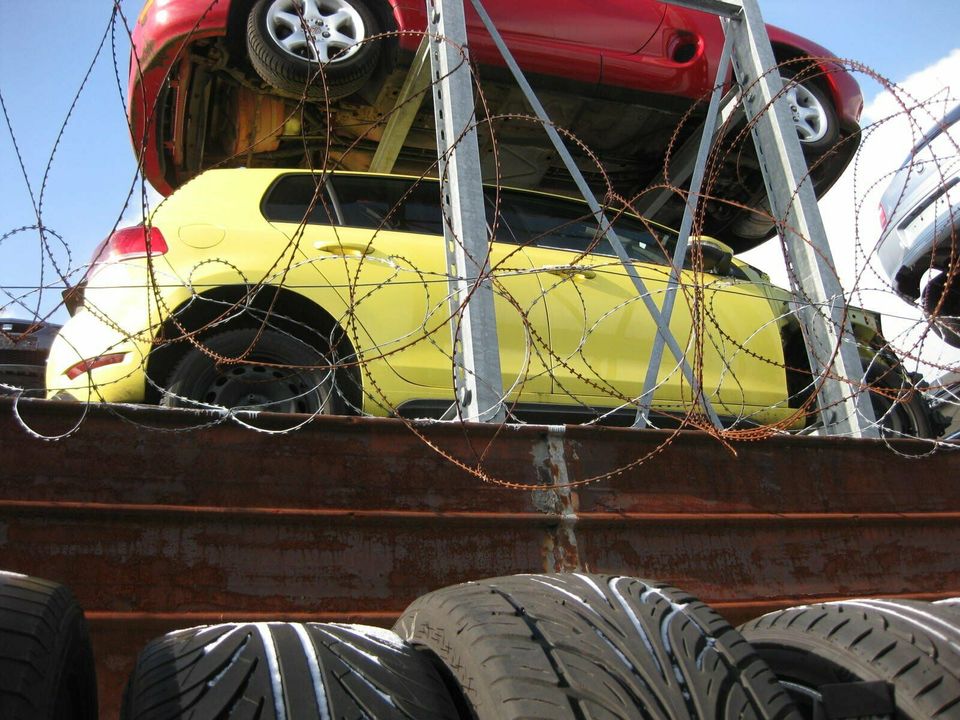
top-left (0, 571), bottom-right (98, 720)
top-left (779, 67), bottom-right (840, 157)
top-left (922, 271), bottom-right (960, 349)
top-left (864, 357), bottom-right (936, 440)
top-left (393, 573), bottom-right (799, 720)
top-left (161, 326), bottom-right (346, 414)
top-left (740, 600), bottom-right (960, 718)
top-left (247, 0), bottom-right (380, 100)
top-left (934, 597), bottom-right (960, 612)
top-left (120, 622), bottom-right (460, 720)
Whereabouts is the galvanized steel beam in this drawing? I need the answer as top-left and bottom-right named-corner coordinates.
top-left (427, 0), bottom-right (504, 422)
top-left (661, 0), bottom-right (878, 437)
top-left (368, 36), bottom-right (431, 174)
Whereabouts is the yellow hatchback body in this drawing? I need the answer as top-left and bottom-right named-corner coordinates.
top-left (47, 168), bottom-right (802, 427)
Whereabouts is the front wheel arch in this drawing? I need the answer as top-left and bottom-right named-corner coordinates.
top-left (780, 324), bottom-right (937, 439)
top-left (145, 285), bottom-right (363, 413)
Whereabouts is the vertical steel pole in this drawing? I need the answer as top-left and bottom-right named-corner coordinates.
top-left (720, 0), bottom-right (877, 437)
top-left (427, 0), bottom-right (505, 422)
top-left (662, 0), bottom-right (877, 437)
top-left (634, 30), bottom-right (735, 427)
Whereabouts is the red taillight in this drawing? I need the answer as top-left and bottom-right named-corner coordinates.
top-left (879, 203), bottom-right (888, 231)
top-left (65, 353), bottom-right (128, 380)
top-left (105, 225), bottom-right (168, 259)
top-left (83, 225), bottom-right (168, 283)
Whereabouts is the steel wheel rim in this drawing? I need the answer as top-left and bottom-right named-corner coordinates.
top-left (265, 0), bottom-right (365, 64)
top-left (785, 82), bottom-right (828, 144)
top-left (202, 361), bottom-right (330, 413)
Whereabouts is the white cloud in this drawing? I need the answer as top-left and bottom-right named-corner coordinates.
top-left (743, 49), bottom-right (960, 380)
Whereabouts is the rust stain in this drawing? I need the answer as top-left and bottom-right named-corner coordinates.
top-left (532, 427), bottom-right (582, 573)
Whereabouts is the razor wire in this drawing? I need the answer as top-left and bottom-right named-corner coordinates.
top-left (1, 1), bottom-right (958, 482)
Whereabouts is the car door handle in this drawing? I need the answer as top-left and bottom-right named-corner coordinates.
top-left (544, 266), bottom-right (597, 280)
top-left (314, 241), bottom-right (376, 257)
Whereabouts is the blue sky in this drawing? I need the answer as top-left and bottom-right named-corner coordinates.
top-left (2, 0), bottom-right (959, 326)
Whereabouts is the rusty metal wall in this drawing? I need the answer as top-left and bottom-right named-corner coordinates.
top-left (1, 397), bottom-right (958, 717)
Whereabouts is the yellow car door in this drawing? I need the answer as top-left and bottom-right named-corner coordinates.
top-left (261, 173), bottom-right (552, 415)
top-left (491, 189), bottom-right (789, 424)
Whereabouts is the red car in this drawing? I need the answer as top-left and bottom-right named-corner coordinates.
top-left (129, 0), bottom-right (863, 250)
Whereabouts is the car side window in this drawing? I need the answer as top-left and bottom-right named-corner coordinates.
top-left (330, 176), bottom-right (445, 234)
top-left (262, 174), bottom-right (446, 234)
top-left (492, 189), bottom-right (669, 265)
top-left (262, 175), bottom-right (336, 225)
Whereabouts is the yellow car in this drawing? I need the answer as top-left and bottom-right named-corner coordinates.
top-left (46, 169), bottom-right (933, 435)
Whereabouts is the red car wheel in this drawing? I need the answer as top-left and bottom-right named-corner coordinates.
top-left (246, 0), bottom-right (381, 100)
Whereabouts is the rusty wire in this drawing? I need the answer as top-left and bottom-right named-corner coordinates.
top-left (1, 2), bottom-right (958, 481)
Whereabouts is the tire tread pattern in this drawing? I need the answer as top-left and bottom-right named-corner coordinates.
top-left (394, 573), bottom-right (800, 720)
top-left (121, 622), bottom-right (459, 720)
top-left (740, 599), bottom-right (960, 718)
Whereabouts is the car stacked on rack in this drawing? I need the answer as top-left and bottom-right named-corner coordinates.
top-left (45, 168), bottom-right (936, 436)
top-left (38, 0), bottom-right (943, 436)
top-left (877, 102), bottom-right (960, 348)
top-left (129, 0), bottom-right (863, 251)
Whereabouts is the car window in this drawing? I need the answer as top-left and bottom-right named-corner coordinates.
top-left (491, 189), bottom-right (670, 264)
top-left (330, 175), bottom-right (445, 234)
top-left (262, 174), bottom-right (446, 234)
top-left (262, 175), bottom-right (336, 225)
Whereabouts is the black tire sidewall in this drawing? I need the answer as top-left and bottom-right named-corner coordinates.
top-left (0, 573), bottom-right (98, 720)
top-left (863, 356), bottom-right (934, 440)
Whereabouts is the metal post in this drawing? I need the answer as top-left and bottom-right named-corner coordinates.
top-left (427, 0), bottom-right (505, 423)
top-left (468, 0), bottom-right (723, 430)
top-left (662, 0), bottom-right (877, 437)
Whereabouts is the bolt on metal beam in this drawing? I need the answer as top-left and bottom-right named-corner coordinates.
top-left (427, 0), bottom-right (505, 423)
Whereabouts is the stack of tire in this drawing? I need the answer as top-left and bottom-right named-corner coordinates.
top-left (3, 571), bottom-right (959, 719)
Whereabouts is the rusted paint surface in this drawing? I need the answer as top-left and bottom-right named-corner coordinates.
top-left (531, 426), bottom-right (581, 572)
top-left (1, 398), bottom-right (958, 718)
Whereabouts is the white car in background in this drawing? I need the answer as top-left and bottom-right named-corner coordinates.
top-left (877, 103), bottom-right (960, 347)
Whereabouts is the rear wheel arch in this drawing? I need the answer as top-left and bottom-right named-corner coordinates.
top-left (225, 0), bottom-right (258, 58)
top-left (145, 284), bottom-right (363, 410)
top-left (770, 45), bottom-right (827, 91)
